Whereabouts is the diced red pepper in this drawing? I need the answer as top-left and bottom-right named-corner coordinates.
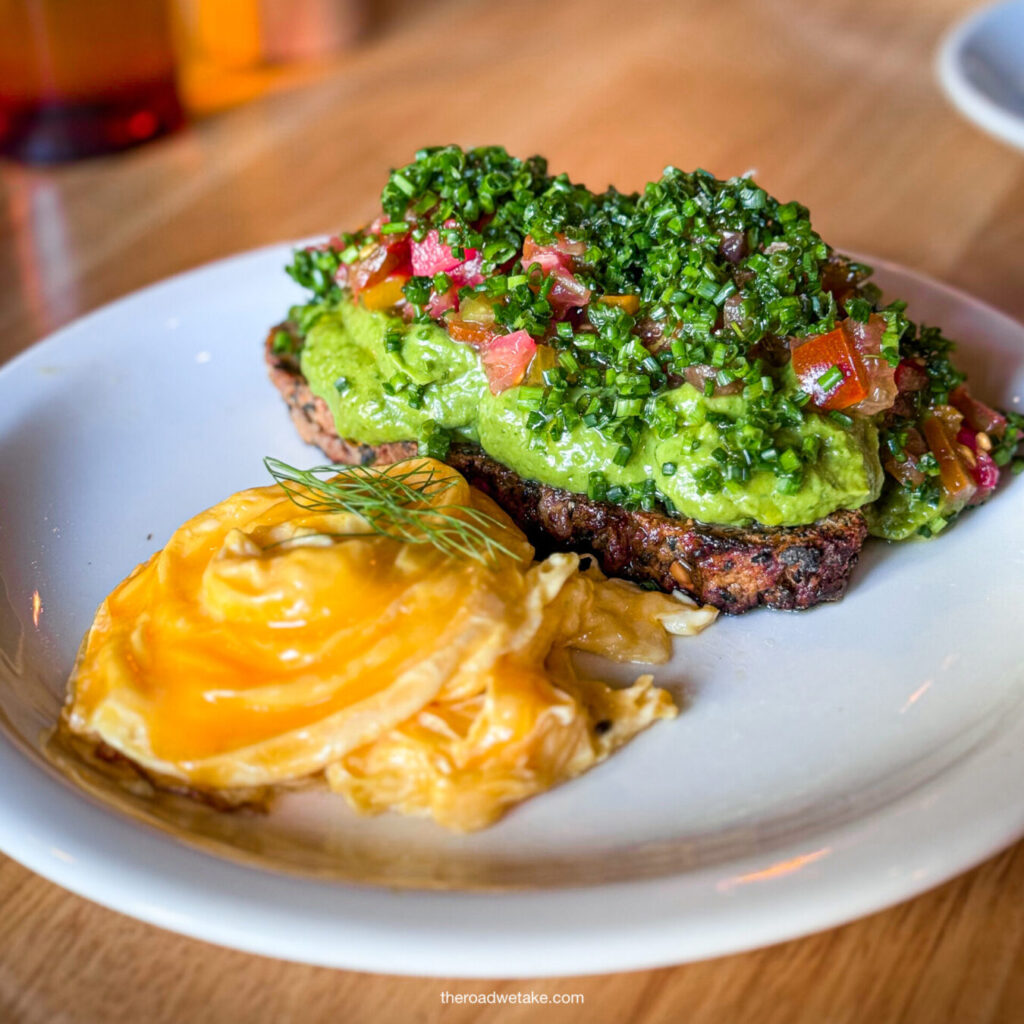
top-left (790, 325), bottom-right (869, 410)
top-left (479, 330), bottom-right (537, 394)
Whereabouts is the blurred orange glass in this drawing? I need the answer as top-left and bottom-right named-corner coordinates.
top-left (173, 0), bottom-right (368, 116)
top-left (0, 0), bottom-right (184, 163)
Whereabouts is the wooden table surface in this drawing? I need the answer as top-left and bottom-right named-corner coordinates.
top-left (1, 0), bottom-right (1022, 1020)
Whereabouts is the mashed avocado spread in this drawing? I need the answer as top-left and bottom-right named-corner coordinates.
top-left (301, 302), bottom-right (882, 527)
top-left (283, 145), bottom-right (1019, 540)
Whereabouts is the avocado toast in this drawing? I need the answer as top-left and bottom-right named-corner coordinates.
top-left (267, 146), bottom-right (1023, 612)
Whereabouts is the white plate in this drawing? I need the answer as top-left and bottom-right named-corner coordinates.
top-left (0, 245), bottom-right (1022, 977)
top-left (938, 0), bottom-right (1024, 150)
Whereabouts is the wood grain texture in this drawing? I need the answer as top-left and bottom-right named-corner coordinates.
top-left (0, 0), bottom-right (1021, 1020)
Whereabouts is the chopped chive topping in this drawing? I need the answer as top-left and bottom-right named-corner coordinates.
top-left (418, 420), bottom-right (451, 459)
top-left (286, 145), bottom-right (981, 523)
top-left (587, 471), bottom-right (609, 501)
top-left (779, 448), bottom-right (801, 473)
top-left (816, 364), bottom-right (843, 392)
top-left (391, 172), bottom-right (415, 197)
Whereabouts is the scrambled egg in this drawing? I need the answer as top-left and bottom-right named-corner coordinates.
top-left (64, 460), bottom-right (716, 831)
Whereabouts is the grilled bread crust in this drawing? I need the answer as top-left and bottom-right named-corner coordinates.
top-left (267, 327), bottom-right (868, 613)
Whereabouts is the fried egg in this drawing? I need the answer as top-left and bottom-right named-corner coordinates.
top-left (64, 459), bottom-right (716, 830)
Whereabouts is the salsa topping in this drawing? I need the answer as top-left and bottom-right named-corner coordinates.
top-left (286, 145), bottom-right (1022, 536)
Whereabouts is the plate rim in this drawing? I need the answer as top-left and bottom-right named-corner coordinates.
top-left (1, 244), bottom-right (1023, 977)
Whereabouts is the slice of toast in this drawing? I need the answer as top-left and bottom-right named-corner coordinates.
top-left (266, 328), bottom-right (868, 613)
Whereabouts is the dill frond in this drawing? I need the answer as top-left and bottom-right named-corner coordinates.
top-left (263, 457), bottom-right (518, 567)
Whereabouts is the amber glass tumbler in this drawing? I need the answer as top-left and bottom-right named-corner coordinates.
top-left (0, 0), bottom-right (184, 162)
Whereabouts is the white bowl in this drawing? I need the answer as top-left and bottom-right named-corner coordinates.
top-left (938, 0), bottom-right (1024, 150)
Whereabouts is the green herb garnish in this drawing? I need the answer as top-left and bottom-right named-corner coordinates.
top-left (264, 457), bottom-right (518, 567)
top-left (990, 409), bottom-right (1024, 473)
top-left (286, 146), bottom-right (1005, 525)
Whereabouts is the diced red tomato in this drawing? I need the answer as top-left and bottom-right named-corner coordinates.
top-left (523, 236), bottom-right (576, 274)
top-left (523, 233), bottom-right (585, 266)
top-left (411, 229), bottom-right (462, 275)
top-left (545, 264), bottom-right (591, 315)
top-left (350, 238), bottom-right (411, 295)
top-left (791, 325), bottom-right (869, 410)
top-left (479, 330), bottom-right (537, 394)
top-left (448, 251), bottom-right (484, 289)
top-left (410, 226), bottom-right (483, 315)
top-left (894, 358), bottom-right (929, 393)
top-left (956, 426), bottom-right (1000, 505)
top-left (883, 425), bottom-right (928, 487)
top-left (683, 364), bottom-right (744, 397)
top-left (522, 246), bottom-right (565, 277)
top-left (949, 384), bottom-right (1007, 437)
top-left (922, 415), bottom-right (977, 505)
top-left (520, 235), bottom-right (590, 315)
top-left (411, 225), bottom-right (480, 277)
top-left (426, 287), bottom-right (457, 318)
top-left (446, 316), bottom-right (495, 347)
top-left (842, 315), bottom-right (898, 415)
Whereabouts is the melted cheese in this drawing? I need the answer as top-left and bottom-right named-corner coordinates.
top-left (65, 459), bottom-right (716, 830)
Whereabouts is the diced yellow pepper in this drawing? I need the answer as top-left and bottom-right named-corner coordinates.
top-left (360, 275), bottom-right (407, 311)
top-left (598, 294), bottom-right (640, 315)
